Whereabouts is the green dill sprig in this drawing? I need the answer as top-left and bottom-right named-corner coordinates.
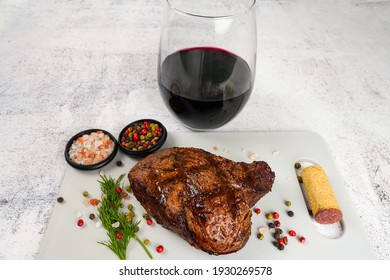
top-left (97, 174), bottom-right (152, 260)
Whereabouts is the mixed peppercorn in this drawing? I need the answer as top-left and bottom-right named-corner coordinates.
top-left (61, 187), bottom-right (306, 255)
top-left (120, 120), bottom-right (164, 151)
top-left (57, 164), bottom-right (165, 259)
top-left (256, 200), bottom-right (306, 251)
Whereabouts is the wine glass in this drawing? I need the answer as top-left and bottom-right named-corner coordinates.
top-left (158, 0), bottom-right (257, 130)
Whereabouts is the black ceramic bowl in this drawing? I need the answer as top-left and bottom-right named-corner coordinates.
top-left (118, 119), bottom-right (167, 157)
top-left (65, 129), bottom-right (118, 170)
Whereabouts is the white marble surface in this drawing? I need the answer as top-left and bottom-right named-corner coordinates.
top-left (0, 0), bottom-right (389, 260)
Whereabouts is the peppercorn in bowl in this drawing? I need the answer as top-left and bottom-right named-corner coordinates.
top-left (118, 119), bottom-right (167, 157)
top-left (65, 129), bottom-right (118, 170)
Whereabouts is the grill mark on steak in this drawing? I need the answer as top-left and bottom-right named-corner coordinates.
top-left (129, 147), bottom-right (275, 255)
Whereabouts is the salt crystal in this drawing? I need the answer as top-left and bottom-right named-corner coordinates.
top-left (94, 140), bottom-right (103, 147)
top-left (272, 150), bottom-right (280, 156)
top-left (112, 221), bottom-right (120, 228)
top-left (99, 170), bottom-right (105, 176)
top-left (249, 153), bottom-right (257, 160)
top-left (75, 211), bottom-right (82, 218)
top-left (69, 131), bottom-right (114, 165)
top-left (258, 227), bottom-right (268, 235)
top-left (241, 148), bottom-right (248, 152)
top-left (84, 142), bottom-right (91, 150)
top-left (223, 147), bottom-right (229, 153)
top-left (95, 221), bottom-right (102, 228)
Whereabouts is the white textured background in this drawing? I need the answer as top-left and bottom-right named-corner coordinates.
top-left (0, 0), bottom-right (389, 259)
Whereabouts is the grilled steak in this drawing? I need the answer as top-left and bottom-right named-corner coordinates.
top-left (129, 147), bottom-right (275, 255)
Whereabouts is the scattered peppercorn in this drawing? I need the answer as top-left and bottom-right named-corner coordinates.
top-left (297, 176), bottom-right (303, 183)
top-left (125, 214), bottom-right (133, 223)
top-left (125, 185), bottom-right (131, 192)
top-left (266, 213), bottom-right (273, 220)
top-left (254, 208), bottom-right (261, 214)
top-left (77, 219), bottom-right (84, 227)
top-left (115, 187), bottom-right (122, 194)
top-left (57, 197), bottom-right (64, 203)
top-left (261, 200), bottom-right (307, 251)
top-left (89, 214), bottom-right (96, 220)
top-left (116, 160), bottom-right (123, 167)
top-left (116, 232), bottom-right (123, 239)
top-left (156, 245), bottom-right (164, 253)
top-left (147, 219), bottom-right (153, 226)
top-left (127, 204), bottom-right (133, 211)
top-left (83, 191), bottom-right (89, 197)
top-left (144, 239), bottom-right (150, 245)
top-left (143, 213), bottom-right (150, 220)
top-left (275, 228), bottom-right (283, 235)
top-left (120, 203), bottom-right (124, 208)
top-left (294, 162), bottom-right (301, 169)
top-left (288, 230), bottom-right (296, 237)
top-left (257, 233), bottom-right (264, 240)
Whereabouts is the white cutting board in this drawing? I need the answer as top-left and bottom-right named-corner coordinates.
top-left (38, 132), bottom-right (375, 260)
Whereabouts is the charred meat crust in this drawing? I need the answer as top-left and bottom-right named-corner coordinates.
top-left (129, 147), bottom-right (275, 255)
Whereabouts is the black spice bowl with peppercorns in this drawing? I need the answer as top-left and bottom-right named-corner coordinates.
top-left (118, 119), bottom-right (167, 157)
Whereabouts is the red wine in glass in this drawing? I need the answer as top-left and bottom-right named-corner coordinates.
top-left (158, 47), bottom-right (253, 129)
top-left (158, 0), bottom-right (257, 130)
